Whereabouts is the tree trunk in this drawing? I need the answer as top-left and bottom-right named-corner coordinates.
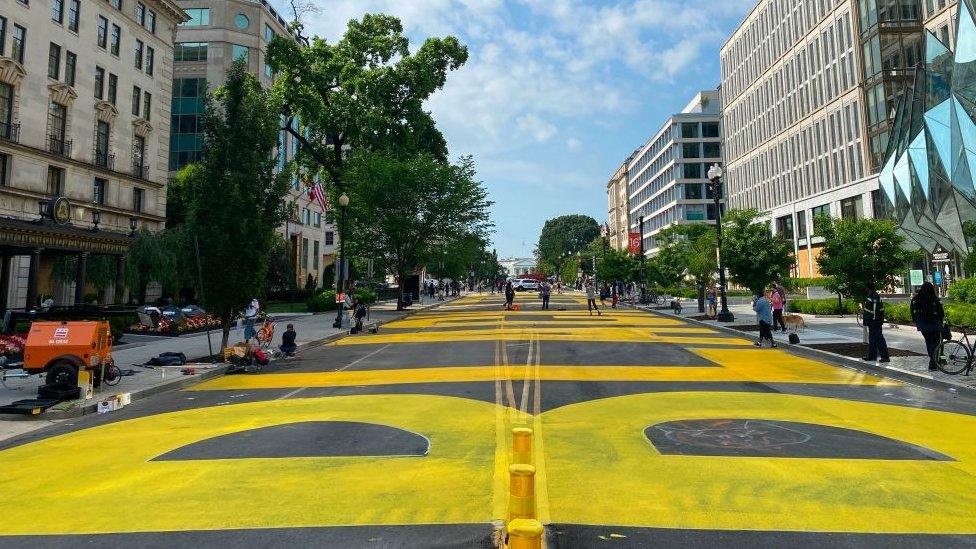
top-left (697, 283), bottom-right (705, 313)
top-left (397, 276), bottom-right (406, 311)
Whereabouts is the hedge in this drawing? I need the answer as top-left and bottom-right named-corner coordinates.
top-left (307, 288), bottom-right (377, 313)
top-left (786, 298), bottom-right (858, 315)
top-left (948, 278), bottom-right (976, 305)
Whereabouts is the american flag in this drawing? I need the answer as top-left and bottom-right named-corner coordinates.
top-left (308, 182), bottom-right (329, 212)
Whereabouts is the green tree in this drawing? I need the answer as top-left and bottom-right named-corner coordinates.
top-left (124, 228), bottom-right (190, 302)
top-left (646, 244), bottom-right (686, 289)
top-left (658, 224), bottom-right (718, 311)
top-left (185, 60), bottom-right (289, 349)
top-left (266, 236), bottom-right (296, 294)
top-left (166, 164), bottom-right (200, 228)
top-left (536, 215), bottom-right (601, 268)
top-left (344, 152), bottom-right (492, 309)
top-left (964, 220), bottom-right (976, 276)
top-left (266, 14), bottom-right (468, 190)
top-left (815, 216), bottom-right (918, 302)
top-left (722, 209), bottom-right (795, 296)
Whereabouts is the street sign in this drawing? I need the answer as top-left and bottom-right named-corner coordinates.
top-left (932, 244), bottom-right (952, 263)
top-left (934, 270), bottom-right (943, 286)
top-left (910, 269), bottom-right (923, 286)
top-left (335, 292), bottom-right (346, 304)
top-left (628, 232), bottom-right (641, 255)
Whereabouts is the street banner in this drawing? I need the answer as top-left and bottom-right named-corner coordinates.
top-left (336, 292), bottom-right (346, 304)
top-left (910, 269), bottom-right (923, 286)
top-left (628, 232), bottom-right (642, 255)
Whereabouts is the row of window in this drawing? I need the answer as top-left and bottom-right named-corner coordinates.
top-left (774, 193), bottom-right (880, 242)
top-left (0, 17), bottom-right (28, 64)
top-left (723, 10), bottom-right (857, 164)
top-left (0, 152), bottom-right (147, 213)
top-left (94, 65), bottom-right (152, 121)
top-left (97, 14), bottom-right (155, 76)
top-left (181, 6), bottom-right (279, 44)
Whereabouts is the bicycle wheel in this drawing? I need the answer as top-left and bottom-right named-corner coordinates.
top-left (937, 340), bottom-right (972, 375)
top-left (855, 311), bottom-right (862, 327)
top-left (103, 363), bottom-right (122, 386)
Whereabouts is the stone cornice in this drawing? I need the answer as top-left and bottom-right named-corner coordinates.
top-left (0, 58), bottom-right (27, 87)
top-left (95, 101), bottom-right (119, 124)
top-left (148, 0), bottom-right (191, 24)
top-left (132, 118), bottom-right (153, 138)
top-left (48, 83), bottom-right (78, 107)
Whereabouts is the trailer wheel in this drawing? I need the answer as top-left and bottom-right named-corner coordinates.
top-left (46, 362), bottom-right (78, 386)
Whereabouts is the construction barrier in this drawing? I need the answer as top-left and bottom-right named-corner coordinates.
top-left (506, 518), bottom-right (544, 549)
top-left (512, 427), bottom-right (533, 465)
top-left (509, 463), bottom-right (536, 520)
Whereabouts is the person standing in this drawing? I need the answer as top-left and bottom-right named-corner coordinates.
top-left (911, 281), bottom-right (945, 371)
top-left (753, 289), bottom-right (777, 348)
top-left (771, 287), bottom-right (787, 332)
top-left (540, 279), bottom-right (552, 310)
top-left (504, 280), bottom-right (515, 310)
top-left (862, 285), bottom-right (890, 363)
top-left (243, 297), bottom-right (260, 343)
top-left (585, 279), bottom-right (602, 316)
top-left (706, 285), bottom-right (717, 318)
top-left (611, 285), bottom-right (619, 309)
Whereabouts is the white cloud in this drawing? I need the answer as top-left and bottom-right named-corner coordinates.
top-left (566, 137), bottom-right (582, 151)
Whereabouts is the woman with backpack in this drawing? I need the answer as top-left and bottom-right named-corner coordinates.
top-left (911, 281), bottom-right (945, 371)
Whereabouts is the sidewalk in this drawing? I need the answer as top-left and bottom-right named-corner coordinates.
top-left (0, 296), bottom-right (453, 441)
top-left (636, 298), bottom-right (976, 393)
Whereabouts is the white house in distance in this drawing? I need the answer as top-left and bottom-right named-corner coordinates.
top-left (500, 257), bottom-right (536, 278)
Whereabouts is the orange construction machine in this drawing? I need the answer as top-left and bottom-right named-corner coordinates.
top-left (22, 321), bottom-right (114, 386)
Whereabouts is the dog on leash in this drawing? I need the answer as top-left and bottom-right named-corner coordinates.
top-left (783, 313), bottom-right (807, 332)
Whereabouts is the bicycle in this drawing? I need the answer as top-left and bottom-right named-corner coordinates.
top-left (936, 328), bottom-right (975, 376)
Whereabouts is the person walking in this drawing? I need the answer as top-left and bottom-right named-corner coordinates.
top-left (585, 279), bottom-right (602, 316)
top-left (243, 297), bottom-right (260, 343)
top-left (771, 287), bottom-right (787, 332)
top-left (753, 289), bottom-right (777, 348)
top-left (504, 280), bottom-right (515, 310)
top-left (911, 281), bottom-right (945, 371)
top-left (611, 285), bottom-right (619, 309)
top-left (540, 279), bottom-right (552, 310)
top-left (706, 285), bottom-right (717, 318)
top-left (862, 285), bottom-right (890, 363)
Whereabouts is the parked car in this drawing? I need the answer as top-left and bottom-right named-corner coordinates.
top-left (514, 279), bottom-right (539, 292)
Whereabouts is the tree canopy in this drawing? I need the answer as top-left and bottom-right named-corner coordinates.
top-left (721, 209), bottom-right (794, 296)
top-left (815, 216), bottom-right (918, 301)
top-left (537, 215), bottom-right (601, 268)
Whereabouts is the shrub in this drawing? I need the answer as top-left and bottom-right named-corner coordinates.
top-left (783, 277), bottom-right (829, 292)
top-left (354, 288), bottom-right (377, 305)
top-left (885, 302), bottom-right (912, 325)
top-left (786, 298), bottom-right (858, 315)
top-left (946, 302), bottom-right (976, 328)
top-left (307, 290), bottom-right (339, 313)
top-left (948, 278), bottom-right (976, 304)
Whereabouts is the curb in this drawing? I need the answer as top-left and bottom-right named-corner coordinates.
top-left (639, 306), bottom-right (976, 397)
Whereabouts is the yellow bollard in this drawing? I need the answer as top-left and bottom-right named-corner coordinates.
top-left (512, 427), bottom-right (533, 465)
top-left (509, 463), bottom-right (536, 520)
top-left (506, 518), bottom-right (544, 549)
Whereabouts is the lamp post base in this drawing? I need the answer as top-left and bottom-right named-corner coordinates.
top-left (716, 310), bottom-right (735, 323)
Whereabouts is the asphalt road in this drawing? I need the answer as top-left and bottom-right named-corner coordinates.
top-left (2, 292), bottom-right (976, 548)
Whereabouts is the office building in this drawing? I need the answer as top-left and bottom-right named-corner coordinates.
top-left (0, 0), bottom-right (186, 307)
top-left (625, 90), bottom-right (724, 255)
top-left (720, 0), bottom-right (928, 277)
top-left (172, 0), bottom-right (335, 288)
top-left (606, 162), bottom-right (629, 251)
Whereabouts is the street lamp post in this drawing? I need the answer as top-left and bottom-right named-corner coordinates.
top-left (707, 164), bottom-right (734, 322)
top-left (333, 192), bottom-right (350, 329)
top-left (638, 215), bottom-right (646, 302)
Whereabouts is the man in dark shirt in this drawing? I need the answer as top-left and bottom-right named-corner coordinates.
top-left (280, 324), bottom-right (297, 357)
top-left (862, 286), bottom-right (890, 363)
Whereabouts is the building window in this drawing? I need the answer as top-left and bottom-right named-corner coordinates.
top-left (109, 0), bottom-right (121, 9)
top-left (52, 0), bottom-right (64, 24)
top-left (325, 231), bottom-right (334, 246)
top-left (12, 25), bottom-right (26, 64)
top-left (108, 73), bottom-right (118, 104)
top-left (775, 215), bottom-right (794, 240)
top-left (97, 16), bottom-right (108, 49)
top-left (131, 86), bottom-right (141, 116)
top-left (313, 240), bottom-right (320, 271)
top-left (64, 51), bottom-right (76, 86)
top-left (682, 163), bottom-right (702, 179)
top-left (840, 195), bottom-right (863, 220)
top-left (681, 123), bottom-right (699, 138)
top-left (811, 204), bottom-right (831, 233)
top-left (147, 10), bottom-right (156, 33)
top-left (0, 153), bottom-right (8, 186)
top-left (313, 211), bottom-right (321, 227)
top-left (181, 8), bottom-right (211, 27)
top-left (264, 23), bottom-right (275, 42)
top-left (175, 42), bottom-right (208, 62)
top-left (684, 184), bottom-right (703, 199)
top-left (134, 39), bottom-right (143, 69)
top-left (133, 135), bottom-right (145, 177)
top-left (95, 120), bottom-right (110, 167)
top-left (136, 2), bottom-right (145, 26)
top-left (264, 63), bottom-right (273, 78)
top-left (702, 122), bottom-right (720, 138)
top-left (703, 141), bottom-right (720, 158)
top-left (797, 211), bottom-right (808, 239)
top-left (95, 66), bottom-right (105, 99)
top-left (110, 24), bottom-right (121, 56)
top-left (48, 166), bottom-right (65, 196)
top-left (49, 102), bottom-right (67, 149)
top-left (232, 44), bottom-right (249, 62)
top-left (301, 238), bottom-right (309, 268)
top-left (235, 14), bottom-right (249, 29)
top-left (143, 92), bottom-right (151, 121)
top-left (682, 142), bottom-right (700, 158)
top-left (301, 208), bottom-right (310, 225)
top-left (170, 78), bottom-right (207, 170)
top-left (145, 46), bottom-right (154, 75)
top-left (93, 178), bottom-right (106, 204)
top-left (0, 83), bottom-right (12, 138)
top-left (67, 0), bottom-right (80, 32)
top-left (0, 17), bottom-right (6, 57)
top-left (48, 43), bottom-right (62, 80)
top-left (132, 187), bottom-right (144, 212)
top-left (871, 189), bottom-right (885, 219)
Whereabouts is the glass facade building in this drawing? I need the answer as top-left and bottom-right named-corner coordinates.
top-left (879, 0), bottom-right (976, 257)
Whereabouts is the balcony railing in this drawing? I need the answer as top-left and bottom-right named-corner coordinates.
top-left (0, 121), bottom-right (19, 143)
top-left (48, 135), bottom-right (72, 157)
top-left (132, 163), bottom-right (149, 179)
top-left (93, 151), bottom-right (114, 170)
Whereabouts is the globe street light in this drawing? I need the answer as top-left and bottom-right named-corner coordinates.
top-left (333, 191), bottom-right (350, 329)
top-left (707, 164), bottom-right (734, 322)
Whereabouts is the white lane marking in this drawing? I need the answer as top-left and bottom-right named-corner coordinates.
top-left (336, 344), bottom-right (392, 372)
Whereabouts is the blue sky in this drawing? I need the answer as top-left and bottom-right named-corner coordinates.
top-left (271, 0), bottom-right (755, 258)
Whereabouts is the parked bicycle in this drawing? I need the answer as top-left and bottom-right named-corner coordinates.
top-left (936, 327), bottom-right (975, 376)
